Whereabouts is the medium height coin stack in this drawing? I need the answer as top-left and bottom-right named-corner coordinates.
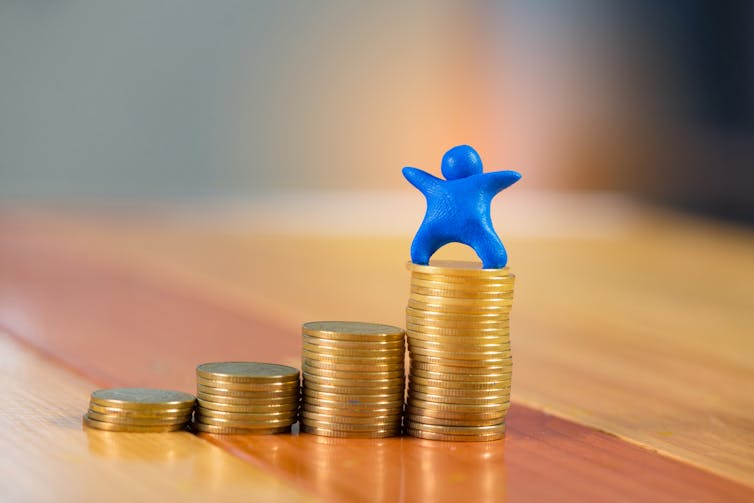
top-left (300, 321), bottom-right (405, 438)
top-left (405, 261), bottom-right (514, 441)
top-left (193, 362), bottom-right (300, 434)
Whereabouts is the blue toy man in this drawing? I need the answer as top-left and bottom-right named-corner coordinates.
top-left (403, 145), bottom-right (521, 269)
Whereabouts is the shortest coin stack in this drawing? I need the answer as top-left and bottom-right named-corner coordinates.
top-left (300, 321), bottom-right (406, 438)
top-left (192, 362), bottom-right (300, 435)
top-left (84, 388), bottom-right (195, 432)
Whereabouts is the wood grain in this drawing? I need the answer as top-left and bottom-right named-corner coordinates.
top-left (2, 211), bottom-right (753, 501)
top-left (11, 205), bottom-right (751, 485)
top-left (0, 333), bottom-right (313, 503)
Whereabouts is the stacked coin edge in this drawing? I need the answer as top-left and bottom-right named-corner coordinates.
top-left (84, 388), bottom-right (195, 432)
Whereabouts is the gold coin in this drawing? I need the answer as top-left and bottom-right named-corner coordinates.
top-left (303, 335), bottom-right (404, 350)
top-left (405, 420), bottom-right (505, 435)
top-left (86, 410), bottom-right (189, 426)
top-left (406, 306), bottom-right (509, 320)
top-left (410, 277), bottom-right (515, 291)
top-left (302, 381), bottom-right (403, 395)
top-left (409, 292), bottom-right (514, 306)
top-left (194, 415), bottom-right (296, 428)
top-left (408, 339), bottom-right (511, 353)
top-left (410, 285), bottom-right (514, 299)
top-left (302, 321), bottom-right (404, 341)
top-left (195, 407), bottom-right (298, 421)
top-left (196, 383), bottom-right (299, 399)
top-left (301, 373), bottom-right (404, 388)
top-left (406, 322), bottom-right (510, 335)
top-left (195, 391), bottom-right (298, 405)
top-left (409, 361), bottom-right (512, 374)
top-left (301, 402), bottom-right (403, 417)
top-left (407, 260), bottom-right (514, 278)
top-left (409, 390), bottom-right (509, 405)
top-left (190, 422), bottom-right (291, 435)
top-left (302, 350), bottom-right (404, 365)
top-left (196, 398), bottom-right (298, 413)
top-left (300, 411), bottom-right (400, 425)
top-left (405, 316), bottom-right (509, 331)
top-left (405, 404), bottom-right (507, 421)
top-left (90, 388), bottom-right (195, 411)
top-left (407, 397), bottom-right (510, 413)
top-left (302, 358), bottom-right (404, 373)
top-left (408, 346), bottom-right (512, 360)
top-left (87, 403), bottom-right (193, 418)
top-left (82, 414), bottom-right (186, 432)
top-left (405, 426), bottom-right (505, 442)
top-left (300, 417), bottom-right (401, 432)
top-left (300, 424), bottom-right (399, 438)
top-left (408, 383), bottom-right (510, 399)
top-left (408, 375), bottom-right (511, 390)
top-left (408, 299), bottom-right (512, 314)
top-left (196, 376), bottom-right (299, 391)
top-left (405, 410), bottom-right (505, 426)
top-left (302, 342), bottom-right (404, 358)
top-left (301, 389), bottom-right (404, 402)
top-left (196, 362), bottom-right (300, 384)
top-left (409, 354), bottom-right (512, 367)
top-left (302, 365), bottom-right (404, 380)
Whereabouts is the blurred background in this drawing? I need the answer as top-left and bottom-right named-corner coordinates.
top-left (0, 0), bottom-right (752, 223)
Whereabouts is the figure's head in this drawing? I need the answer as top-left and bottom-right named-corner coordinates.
top-left (441, 145), bottom-right (483, 180)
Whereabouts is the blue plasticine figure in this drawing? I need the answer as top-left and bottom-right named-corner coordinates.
top-left (403, 145), bottom-right (521, 269)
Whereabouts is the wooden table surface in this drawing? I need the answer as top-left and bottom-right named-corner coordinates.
top-left (1, 196), bottom-right (753, 502)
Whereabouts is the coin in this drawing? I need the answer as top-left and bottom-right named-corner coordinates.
top-left (407, 397), bottom-right (510, 413)
top-left (301, 389), bottom-right (404, 402)
top-left (82, 414), bottom-right (187, 432)
top-left (196, 391), bottom-right (298, 405)
top-left (300, 424), bottom-right (399, 438)
top-left (409, 293), bottom-right (514, 307)
top-left (408, 376), bottom-right (511, 390)
top-left (302, 321), bottom-right (405, 341)
top-left (196, 398), bottom-right (298, 413)
top-left (408, 347), bottom-right (512, 360)
top-left (301, 402), bottom-right (403, 417)
top-left (196, 362), bottom-right (300, 384)
top-left (303, 335), bottom-right (404, 350)
top-left (406, 322), bottom-right (510, 335)
top-left (302, 381), bottom-right (403, 395)
top-left (410, 361), bottom-right (512, 375)
top-left (406, 306), bottom-right (508, 320)
top-left (405, 420), bottom-right (505, 435)
top-left (410, 286), bottom-right (514, 299)
top-left (302, 365), bottom-right (404, 380)
top-left (195, 408), bottom-right (298, 421)
top-left (408, 339), bottom-right (511, 352)
top-left (405, 405), bottom-right (507, 422)
top-left (303, 359), bottom-right (404, 373)
top-left (87, 403), bottom-right (193, 418)
top-left (407, 260), bottom-right (514, 277)
top-left (302, 342), bottom-right (404, 358)
top-left (410, 277), bottom-right (515, 291)
top-left (405, 427), bottom-right (505, 442)
top-left (302, 350), bottom-right (403, 365)
top-left (300, 411), bottom-right (400, 425)
top-left (409, 390), bottom-right (509, 405)
top-left (301, 374), bottom-right (404, 388)
top-left (86, 410), bottom-right (189, 426)
top-left (409, 354), bottom-right (512, 367)
top-left (196, 383), bottom-right (299, 399)
top-left (194, 415), bottom-right (296, 428)
top-left (196, 376), bottom-right (300, 391)
top-left (300, 417), bottom-right (401, 431)
top-left (408, 299), bottom-right (512, 314)
top-left (408, 383), bottom-right (510, 399)
top-left (90, 388), bottom-right (195, 411)
top-left (191, 422), bottom-right (291, 435)
top-left (405, 414), bottom-right (504, 427)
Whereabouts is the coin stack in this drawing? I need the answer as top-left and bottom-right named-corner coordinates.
top-left (192, 362), bottom-right (300, 435)
top-left (83, 388), bottom-right (195, 432)
top-left (404, 261), bottom-right (514, 441)
top-left (300, 321), bottom-right (405, 438)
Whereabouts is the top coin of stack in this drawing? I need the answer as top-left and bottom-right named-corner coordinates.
top-left (83, 388), bottom-right (195, 432)
top-left (192, 362), bottom-right (300, 435)
top-left (300, 321), bottom-right (405, 438)
top-left (405, 260), bottom-right (514, 442)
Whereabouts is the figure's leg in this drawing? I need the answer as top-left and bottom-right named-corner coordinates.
top-left (469, 229), bottom-right (508, 269)
top-left (410, 224), bottom-right (447, 265)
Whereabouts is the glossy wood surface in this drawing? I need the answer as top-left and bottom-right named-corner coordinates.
top-left (2, 205), bottom-right (753, 501)
top-left (0, 333), bottom-right (313, 502)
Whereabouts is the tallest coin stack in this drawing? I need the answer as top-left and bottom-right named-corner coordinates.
top-left (404, 260), bottom-right (514, 441)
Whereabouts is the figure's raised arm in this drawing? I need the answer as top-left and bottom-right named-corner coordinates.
top-left (402, 167), bottom-right (443, 193)
top-left (482, 170), bottom-right (521, 195)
